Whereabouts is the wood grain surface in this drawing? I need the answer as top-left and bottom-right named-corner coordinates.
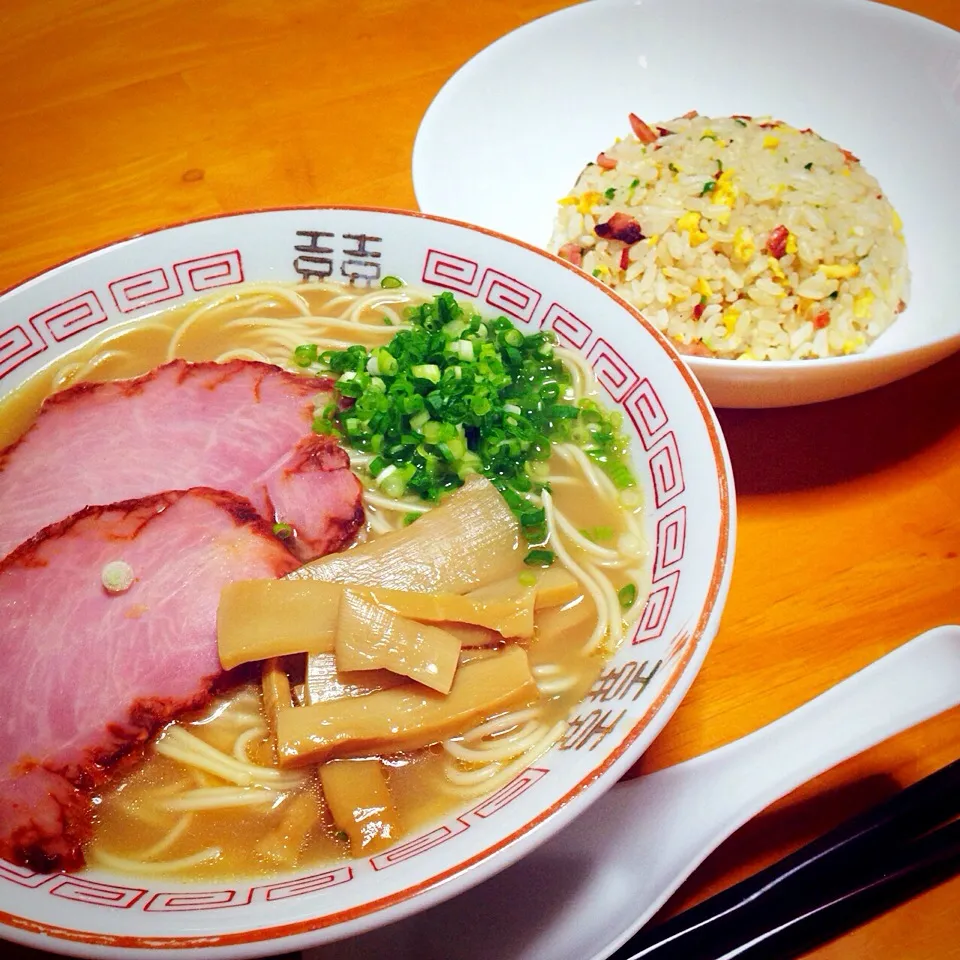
top-left (1, 1), bottom-right (958, 957)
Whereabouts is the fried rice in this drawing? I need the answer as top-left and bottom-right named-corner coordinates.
top-left (548, 113), bottom-right (909, 361)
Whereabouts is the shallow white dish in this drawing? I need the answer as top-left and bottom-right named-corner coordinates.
top-left (0, 207), bottom-right (735, 957)
top-left (413, 0), bottom-right (960, 408)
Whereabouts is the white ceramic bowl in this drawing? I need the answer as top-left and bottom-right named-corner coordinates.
top-left (0, 207), bottom-right (735, 958)
top-left (412, 0), bottom-right (960, 408)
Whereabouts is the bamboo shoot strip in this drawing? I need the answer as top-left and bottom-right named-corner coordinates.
top-left (319, 759), bottom-right (400, 857)
top-left (305, 653), bottom-right (405, 705)
top-left (337, 590), bottom-right (461, 694)
top-left (466, 566), bottom-right (581, 611)
top-left (262, 658), bottom-right (293, 736)
top-left (218, 580), bottom-right (341, 669)
top-left (351, 584), bottom-right (535, 639)
top-left (289, 476), bottom-right (524, 593)
top-left (218, 575), bottom-right (540, 670)
top-left (256, 788), bottom-right (324, 866)
top-left (276, 646), bottom-right (538, 766)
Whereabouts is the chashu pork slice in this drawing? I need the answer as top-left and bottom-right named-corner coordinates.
top-left (0, 488), bottom-right (301, 873)
top-left (0, 359), bottom-right (363, 562)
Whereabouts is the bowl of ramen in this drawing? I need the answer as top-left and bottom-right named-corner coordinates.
top-left (0, 207), bottom-right (734, 957)
top-left (412, 0), bottom-right (960, 407)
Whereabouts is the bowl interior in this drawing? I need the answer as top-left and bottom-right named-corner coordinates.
top-left (0, 208), bottom-right (734, 957)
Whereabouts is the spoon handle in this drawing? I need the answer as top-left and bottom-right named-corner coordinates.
top-left (589, 624), bottom-right (960, 959)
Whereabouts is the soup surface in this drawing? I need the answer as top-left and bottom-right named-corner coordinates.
top-left (0, 281), bottom-right (648, 879)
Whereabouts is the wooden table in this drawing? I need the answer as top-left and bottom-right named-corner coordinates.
top-left (2, 0), bottom-right (958, 956)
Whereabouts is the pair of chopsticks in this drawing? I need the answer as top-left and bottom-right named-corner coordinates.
top-left (611, 756), bottom-right (960, 960)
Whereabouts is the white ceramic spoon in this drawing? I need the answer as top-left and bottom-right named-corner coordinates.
top-left (307, 625), bottom-right (960, 960)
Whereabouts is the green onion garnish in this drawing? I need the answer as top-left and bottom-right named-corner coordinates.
top-left (380, 275), bottom-right (403, 289)
top-left (804, 162), bottom-right (814, 170)
top-left (604, 187), bottom-right (616, 200)
top-left (272, 522), bottom-right (293, 538)
top-left (523, 549), bottom-right (555, 567)
top-left (581, 525), bottom-right (614, 542)
top-left (518, 570), bottom-right (538, 587)
top-left (618, 583), bottom-right (637, 609)
top-left (307, 291), bottom-right (636, 538)
top-left (293, 343), bottom-right (318, 367)
top-left (700, 181), bottom-right (716, 196)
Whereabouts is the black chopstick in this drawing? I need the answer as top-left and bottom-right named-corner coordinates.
top-left (708, 817), bottom-right (960, 960)
top-left (609, 756), bottom-right (960, 960)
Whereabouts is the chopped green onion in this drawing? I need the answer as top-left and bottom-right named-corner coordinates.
top-left (521, 507), bottom-right (546, 527)
top-left (700, 181), bottom-right (716, 195)
top-left (804, 162), bottom-right (813, 170)
top-left (523, 549), bottom-right (555, 567)
top-left (734, 118), bottom-right (747, 127)
top-left (581, 525), bottom-right (614, 542)
top-left (402, 512), bottom-right (420, 526)
top-left (629, 178), bottom-right (640, 189)
top-left (604, 187), bottom-right (616, 200)
top-left (618, 583), bottom-right (637, 609)
top-left (272, 522), bottom-right (293, 539)
top-left (518, 570), bottom-right (538, 587)
top-left (411, 364), bottom-right (441, 383)
top-left (293, 343), bottom-right (318, 367)
top-left (305, 290), bottom-right (635, 539)
top-left (380, 275), bottom-right (403, 289)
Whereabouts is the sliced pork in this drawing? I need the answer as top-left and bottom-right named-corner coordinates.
top-left (0, 359), bottom-right (363, 562)
top-left (0, 488), bottom-right (300, 872)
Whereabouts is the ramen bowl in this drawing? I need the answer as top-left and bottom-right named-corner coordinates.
top-left (0, 207), bottom-right (735, 958)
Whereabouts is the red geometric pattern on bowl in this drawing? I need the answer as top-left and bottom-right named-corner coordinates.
top-left (30, 291), bottom-right (108, 344)
top-left (540, 302), bottom-right (592, 350)
top-left (0, 862), bottom-right (147, 907)
top-left (654, 506), bottom-right (687, 574)
top-left (0, 318), bottom-right (47, 380)
top-left (648, 432), bottom-right (685, 509)
top-left (109, 250), bottom-right (244, 313)
top-left (144, 868), bottom-right (354, 912)
top-left (633, 570), bottom-right (681, 644)
top-left (625, 378), bottom-right (670, 451)
top-left (49, 876), bottom-right (147, 910)
top-left (586, 338), bottom-right (641, 403)
top-left (371, 767), bottom-right (549, 871)
top-left (421, 249), bottom-right (541, 325)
